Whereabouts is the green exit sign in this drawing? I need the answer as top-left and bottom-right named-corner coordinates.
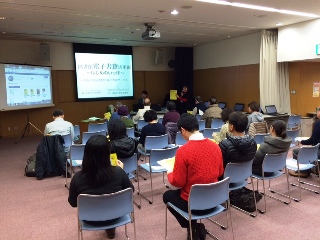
top-left (317, 44), bottom-right (320, 55)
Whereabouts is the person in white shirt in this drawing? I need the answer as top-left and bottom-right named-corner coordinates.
top-left (44, 109), bottom-right (75, 140)
top-left (133, 98), bottom-right (151, 124)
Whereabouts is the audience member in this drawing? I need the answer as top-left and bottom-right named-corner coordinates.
top-left (201, 97), bottom-right (222, 128)
top-left (163, 113), bottom-right (223, 240)
top-left (219, 112), bottom-right (257, 167)
top-left (137, 90), bottom-right (148, 109)
top-left (133, 97), bottom-right (151, 124)
top-left (68, 135), bottom-right (134, 239)
top-left (247, 101), bottom-right (264, 130)
top-left (109, 119), bottom-right (138, 159)
top-left (192, 96), bottom-right (207, 116)
top-left (213, 108), bottom-right (234, 143)
top-left (138, 110), bottom-right (166, 151)
top-left (44, 109), bottom-right (75, 140)
top-left (109, 102), bottom-right (123, 121)
top-left (162, 101), bottom-right (180, 127)
top-left (117, 106), bottom-right (134, 128)
top-left (252, 120), bottom-right (291, 176)
top-left (176, 85), bottom-right (191, 114)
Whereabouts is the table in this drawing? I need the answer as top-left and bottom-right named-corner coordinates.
top-left (263, 114), bottom-right (290, 127)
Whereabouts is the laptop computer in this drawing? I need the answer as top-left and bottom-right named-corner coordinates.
top-left (218, 102), bottom-right (226, 109)
top-left (265, 105), bottom-right (285, 115)
top-left (234, 103), bottom-right (244, 111)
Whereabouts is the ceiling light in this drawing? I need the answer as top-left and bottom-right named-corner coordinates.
top-left (232, 3), bottom-right (276, 12)
top-left (278, 9), bottom-right (319, 18)
top-left (0, 17), bottom-right (6, 20)
top-left (276, 23), bottom-right (283, 26)
top-left (171, 10), bottom-right (179, 15)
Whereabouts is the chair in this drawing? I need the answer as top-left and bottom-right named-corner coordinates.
top-left (195, 114), bottom-right (202, 121)
top-left (77, 188), bottom-right (136, 240)
top-left (138, 134), bottom-right (168, 162)
top-left (286, 144), bottom-right (320, 201)
top-left (248, 121), bottom-right (268, 137)
top-left (82, 131), bottom-right (104, 144)
top-left (252, 151), bottom-right (291, 213)
top-left (286, 128), bottom-right (301, 147)
top-left (203, 128), bottom-right (220, 139)
top-left (253, 133), bottom-right (270, 144)
top-left (165, 177), bottom-right (233, 240)
top-left (126, 127), bottom-right (135, 138)
top-left (158, 117), bottom-right (163, 124)
top-left (211, 118), bottom-right (224, 129)
top-left (223, 160), bottom-right (257, 217)
top-left (139, 146), bottom-right (179, 204)
top-left (88, 122), bottom-right (108, 133)
top-left (120, 153), bottom-right (141, 209)
top-left (136, 119), bottom-right (148, 136)
top-left (61, 133), bottom-right (73, 156)
top-left (74, 125), bottom-right (81, 140)
top-left (198, 120), bottom-right (205, 132)
top-left (287, 114), bottom-right (301, 130)
top-left (175, 132), bottom-right (187, 146)
top-left (65, 144), bottom-right (85, 188)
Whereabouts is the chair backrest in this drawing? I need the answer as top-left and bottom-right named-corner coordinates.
top-left (253, 133), bottom-right (270, 144)
top-left (144, 134), bottom-right (168, 151)
top-left (61, 133), bottom-right (72, 148)
top-left (137, 119), bottom-right (148, 131)
top-left (188, 177), bottom-right (230, 211)
top-left (149, 146), bottom-right (179, 166)
top-left (223, 159), bottom-right (253, 184)
top-left (297, 143), bottom-right (320, 164)
top-left (74, 125), bottom-right (80, 138)
top-left (198, 120), bottom-right (205, 131)
top-left (120, 153), bottom-right (137, 174)
top-left (262, 151), bottom-right (288, 173)
top-left (175, 132), bottom-right (187, 146)
top-left (126, 127), bottom-right (135, 138)
top-left (70, 144), bottom-right (85, 161)
top-left (195, 114), bottom-right (202, 121)
top-left (248, 121), bottom-right (268, 137)
top-left (158, 118), bottom-right (163, 124)
top-left (211, 118), bottom-right (224, 129)
top-left (82, 131), bottom-right (103, 144)
top-left (203, 128), bottom-right (219, 139)
top-left (78, 188), bottom-right (133, 222)
top-left (88, 122), bottom-right (108, 132)
top-left (287, 115), bottom-right (301, 129)
top-left (286, 128), bottom-right (300, 143)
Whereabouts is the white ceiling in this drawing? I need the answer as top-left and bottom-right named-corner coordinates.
top-left (0, 0), bottom-right (319, 47)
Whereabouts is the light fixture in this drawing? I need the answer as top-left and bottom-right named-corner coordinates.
top-left (0, 17), bottom-right (6, 20)
top-left (276, 22), bottom-right (283, 26)
top-left (171, 10), bottom-right (179, 15)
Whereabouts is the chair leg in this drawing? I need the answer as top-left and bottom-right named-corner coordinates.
top-left (266, 169), bottom-right (292, 204)
top-left (133, 166), bottom-right (142, 209)
top-left (165, 206), bottom-right (168, 240)
top-left (162, 172), bottom-right (170, 189)
top-left (139, 170), bottom-right (153, 204)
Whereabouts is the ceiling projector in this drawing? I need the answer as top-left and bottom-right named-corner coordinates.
top-left (142, 22), bottom-right (160, 40)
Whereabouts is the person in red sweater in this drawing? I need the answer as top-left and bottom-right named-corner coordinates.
top-left (163, 113), bottom-right (224, 240)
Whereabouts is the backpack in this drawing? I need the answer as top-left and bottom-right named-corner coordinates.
top-left (229, 187), bottom-right (263, 212)
top-left (25, 154), bottom-right (36, 177)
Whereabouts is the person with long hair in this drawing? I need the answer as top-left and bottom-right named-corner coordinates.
top-left (68, 135), bottom-right (134, 239)
top-left (252, 120), bottom-right (291, 176)
top-left (108, 119), bottom-right (138, 159)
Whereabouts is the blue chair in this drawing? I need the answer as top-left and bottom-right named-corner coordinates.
top-left (286, 128), bottom-right (300, 147)
top-left (195, 114), bottom-right (202, 121)
top-left (287, 114), bottom-right (301, 130)
top-left (252, 151), bottom-right (291, 213)
top-left (136, 119), bottom-right (148, 136)
top-left (120, 153), bottom-right (141, 209)
top-left (175, 132), bottom-right (187, 146)
top-left (254, 133), bottom-right (270, 145)
top-left (74, 125), bottom-right (81, 140)
top-left (77, 188), bottom-right (136, 240)
top-left (211, 119), bottom-right (224, 129)
top-left (65, 144), bottom-right (85, 188)
top-left (158, 118), bottom-right (163, 124)
top-left (286, 143), bottom-right (320, 201)
top-left (198, 120), bottom-right (205, 132)
top-left (203, 128), bottom-right (220, 139)
top-left (139, 146), bottom-right (179, 204)
top-left (88, 122), bottom-right (108, 133)
top-left (61, 133), bottom-right (72, 156)
top-left (138, 134), bottom-right (168, 162)
top-left (224, 159), bottom-right (257, 217)
top-left (82, 131), bottom-right (106, 144)
top-left (126, 127), bottom-right (135, 138)
top-left (165, 177), bottom-right (233, 240)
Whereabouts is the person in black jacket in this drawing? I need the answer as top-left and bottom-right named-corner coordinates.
top-left (192, 96), bottom-right (207, 116)
top-left (108, 119), bottom-right (138, 159)
top-left (219, 112), bottom-right (257, 168)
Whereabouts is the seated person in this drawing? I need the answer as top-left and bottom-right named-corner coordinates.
top-left (247, 101), bottom-right (264, 130)
top-left (201, 97), bottom-right (222, 128)
top-left (192, 96), bottom-right (207, 116)
top-left (68, 135), bottom-right (134, 239)
top-left (108, 119), bottom-right (138, 159)
top-left (219, 112), bottom-right (257, 167)
top-left (213, 108), bottom-right (234, 143)
top-left (137, 90), bottom-right (148, 109)
top-left (133, 97), bottom-right (151, 124)
top-left (252, 120), bottom-right (291, 176)
top-left (109, 102), bottom-right (123, 121)
top-left (138, 110), bottom-right (166, 151)
top-left (162, 101), bottom-right (180, 127)
top-left (44, 109), bottom-right (75, 140)
top-left (117, 106), bottom-right (134, 128)
top-left (163, 113), bottom-right (223, 240)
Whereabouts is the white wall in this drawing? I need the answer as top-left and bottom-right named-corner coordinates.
top-left (194, 31), bottom-right (261, 70)
top-left (0, 40), bottom-right (175, 71)
top-left (278, 19), bottom-right (320, 62)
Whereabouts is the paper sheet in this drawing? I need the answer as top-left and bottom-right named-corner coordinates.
top-left (157, 157), bottom-right (175, 172)
top-left (170, 90), bottom-right (177, 100)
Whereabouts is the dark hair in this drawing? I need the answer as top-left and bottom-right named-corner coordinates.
top-left (143, 109), bottom-right (158, 122)
top-left (228, 112), bottom-right (248, 132)
top-left (141, 90), bottom-right (148, 95)
top-left (177, 113), bottom-right (199, 132)
top-left (221, 108), bottom-right (234, 123)
top-left (117, 106), bottom-right (129, 116)
top-left (108, 119), bottom-right (127, 140)
top-left (52, 109), bottom-right (64, 117)
top-left (195, 96), bottom-right (202, 102)
top-left (81, 135), bottom-right (113, 187)
top-left (209, 97), bottom-right (217, 105)
top-left (271, 120), bottom-right (287, 139)
top-left (167, 101), bottom-right (176, 111)
top-left (248, 101), bottom-right (260, 112)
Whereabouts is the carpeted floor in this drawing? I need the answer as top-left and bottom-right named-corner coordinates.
top-left (0, 135), bottom-right (319, 240)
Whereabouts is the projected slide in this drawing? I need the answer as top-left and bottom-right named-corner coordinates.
top-left (75, 53), bottom-right (133, 99)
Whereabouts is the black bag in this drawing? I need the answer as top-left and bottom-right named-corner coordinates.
top-left (25, 154), bottom-right (36, 177)
top-left (229, 187), bottom-right (263, 212)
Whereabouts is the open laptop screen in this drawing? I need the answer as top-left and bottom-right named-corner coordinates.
top-left (234, 103), bottom-right (244, 111)
top-left (218, 102), bottom-right (226, 109)
top-left (265, 105), bottom-right (277, 115)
